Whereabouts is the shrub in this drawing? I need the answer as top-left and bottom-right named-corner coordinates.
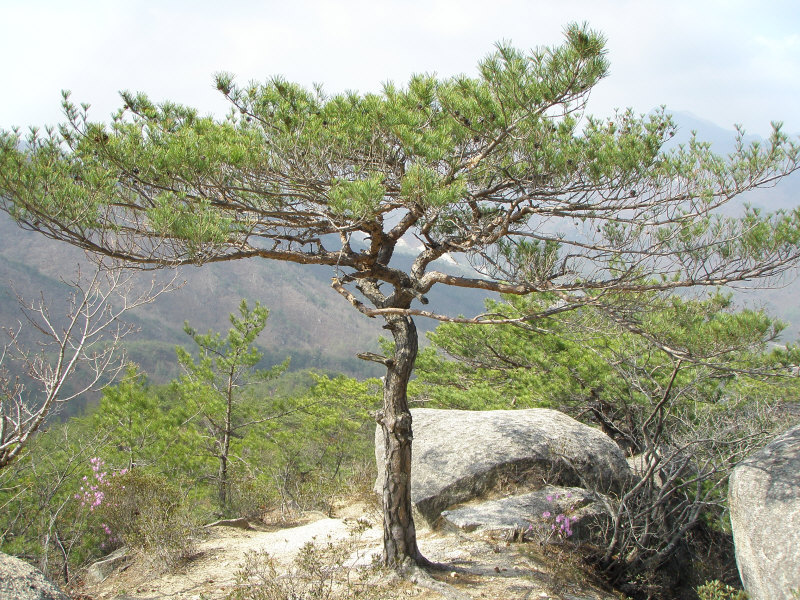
top-left (96, 469), bottom-right (199, 568)
top-left (227, 473), bottom-right (281, 521)
top-left (696, 580), bottom-right (747, 600)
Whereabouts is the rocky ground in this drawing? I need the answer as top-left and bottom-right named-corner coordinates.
top-left (73, 500), bottom-right (622, 600)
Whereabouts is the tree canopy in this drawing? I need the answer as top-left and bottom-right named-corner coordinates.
top-left (414, 292), bottom-right (797, 411)
top-left (2, 25), bottom-right (798, 313)
top-left (1, 23), bottom-right (799, 568)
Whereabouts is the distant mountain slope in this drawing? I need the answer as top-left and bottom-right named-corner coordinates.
top-left (0, 211), bottom-right (493, 382)
top-left (0, 212), bottom-right (377, 378)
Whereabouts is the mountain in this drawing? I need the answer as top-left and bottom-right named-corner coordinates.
top-left (0, 211), bottom-right (493, 386)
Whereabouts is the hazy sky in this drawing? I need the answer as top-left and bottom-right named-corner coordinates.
top-left (2, 0), bottom-right (799, 136)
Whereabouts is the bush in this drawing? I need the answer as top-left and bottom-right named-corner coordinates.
top-left (227, 473), bottom-right (281, 521)
top-left (96, 469), bottom-right (199, 568)
top-left (696, 580), bottom-right (747, 600)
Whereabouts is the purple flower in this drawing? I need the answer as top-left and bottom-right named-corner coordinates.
top-left (542, 511), bottom-right (551, 518)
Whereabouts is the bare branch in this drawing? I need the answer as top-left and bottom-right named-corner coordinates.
top-left (0, 263), bottom-right (177, 469)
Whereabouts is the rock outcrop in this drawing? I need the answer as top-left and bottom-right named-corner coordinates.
top-left (0, 552), bottom-right (69, 600)
top-left (729, 423), bottom-right (800, 600)
top-left (85, 547), bottom-right (130, 585)
top-left (440, 485), bottom-right (608, 541)
top-left (375, 408), bottom-right (632, 525)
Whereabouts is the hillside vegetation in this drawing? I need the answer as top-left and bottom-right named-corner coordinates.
top-left (1, 288), bottom-right (798, 599)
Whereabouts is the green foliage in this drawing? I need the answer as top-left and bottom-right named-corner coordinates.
top-left (175, 300), bottom-right (289, 511)
top-left (231, 373), bottom-right (380, 517)
top-left (0, 421), bottom-right (108, 579)
top-left (329, 174), bottom-right (386, 218)
top-left (696, 580), bottom-right (748, 600)
top-left (415, 291), bottom-right (798, 418)
top-left (90, 366), bottom-right (190, 471)
top-left (177, 300), bottom-right (288, 388)
top-left (411, 293), bottom-right (608, 410)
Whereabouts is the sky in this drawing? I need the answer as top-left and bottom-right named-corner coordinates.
top-left (1, 0), bottom-right (799, 137)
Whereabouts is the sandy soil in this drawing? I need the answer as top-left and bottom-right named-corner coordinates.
top-left (76, 502), bottom-right (620, 600)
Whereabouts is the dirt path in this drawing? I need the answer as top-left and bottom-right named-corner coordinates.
top-left (79, 505), bottom-right (620, 600)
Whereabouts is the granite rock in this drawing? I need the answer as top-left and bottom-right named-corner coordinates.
top-left (375, 408), bottom-right (631, 524)
top-left (729, 423), bottom-right (800, 600)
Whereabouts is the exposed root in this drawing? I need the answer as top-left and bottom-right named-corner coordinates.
top-left (393, 559), bottom-right (473, 600)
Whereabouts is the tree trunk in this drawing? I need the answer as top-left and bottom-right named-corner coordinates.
top-left (218, 451), bottom-right (228, 508)
top-left (379, 314), bottom-right (426, 569)
top-left (219, 378), bottom-right (234, 510)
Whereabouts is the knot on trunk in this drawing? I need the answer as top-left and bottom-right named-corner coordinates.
top-left (387, 412), bottom-right (413, 437)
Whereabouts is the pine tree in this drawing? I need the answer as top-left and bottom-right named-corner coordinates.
top-left (2, 24), bottom-right (799, 568)
top-left (176, 300), bottom-right (288, 510)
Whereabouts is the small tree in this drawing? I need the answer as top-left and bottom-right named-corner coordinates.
top-left (1, 24), bottom-right (799, 567)
top-left (0, 264), bottom-right (174, 470)
top-left (176, 300), bottom-right (288, 510)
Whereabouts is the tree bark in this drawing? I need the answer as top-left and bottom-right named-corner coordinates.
top-left (218, 369), bottom-right (235, 510)
top-left (379, 313), bottom-right (426, 568)
top-left (218, 449), bottom-right (228, 508)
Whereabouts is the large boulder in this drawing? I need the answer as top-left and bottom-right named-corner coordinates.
top-left (375, 408), bottom-right (632, 524)
top-left (729, 423), bottom-right (800, 600)
top-left (0, 552), bottom-right (69, 600)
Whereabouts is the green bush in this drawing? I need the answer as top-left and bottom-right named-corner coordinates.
top-left (696, 580), bottom-right (747, 600)
top-left (226, 473), bottom-right (281, 520)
